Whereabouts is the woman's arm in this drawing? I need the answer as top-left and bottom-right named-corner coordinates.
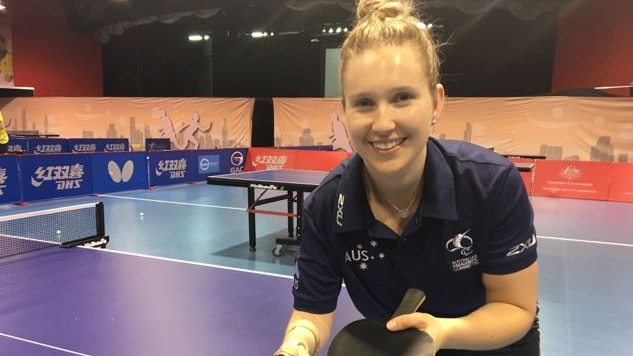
top-left (388, 261), bottom-right (538, 352)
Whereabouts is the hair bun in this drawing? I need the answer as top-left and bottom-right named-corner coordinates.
top-left (356, 0), bottom-right (412, 22)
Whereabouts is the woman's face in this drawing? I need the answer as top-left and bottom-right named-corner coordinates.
top-left (342, 44), bottom-right (445, 178)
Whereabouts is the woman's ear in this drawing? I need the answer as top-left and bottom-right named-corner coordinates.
top-left (433, 83), bottom-right (446, 118)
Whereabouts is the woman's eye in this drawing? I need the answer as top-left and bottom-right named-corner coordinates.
top-left (355, 98), bottom-right (373, 108)
top-left (394, 92), bottom-right (412, 102)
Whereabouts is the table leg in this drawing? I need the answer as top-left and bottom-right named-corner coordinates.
top-left (296, 192), bottom-right (304, 240)
top-left (247, 187), bottom-right (256, 251)
top-left (287, 191), bottom-right (294, 237)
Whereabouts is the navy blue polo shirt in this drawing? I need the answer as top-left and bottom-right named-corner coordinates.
top-left (292, 138), bottom-right (537, 320)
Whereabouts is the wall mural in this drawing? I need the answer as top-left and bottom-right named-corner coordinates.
top-left (274, 96), bottom-right (633, 162)
top-left (0, 97), bottom-right (254, 150)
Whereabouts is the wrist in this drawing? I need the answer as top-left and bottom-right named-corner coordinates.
top-left (282, 319), bottom-right (319, 355)
top-left (436, 317), bottom-right (467, 350)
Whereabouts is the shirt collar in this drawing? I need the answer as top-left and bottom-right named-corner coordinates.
top-left (420, 138), bottom-right (458, 221)
top-left (332, 138), bottom-right (458, 233)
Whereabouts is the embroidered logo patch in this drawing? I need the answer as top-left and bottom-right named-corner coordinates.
top-left (446, 229), bottom-right (479, 272)
top-left (446, 229), bottom-right (474, 256)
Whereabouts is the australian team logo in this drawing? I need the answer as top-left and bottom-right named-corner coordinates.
top-left (446, 229), bottom-right (479, 272)
top-left (445, 229), bottom-right (474, 256)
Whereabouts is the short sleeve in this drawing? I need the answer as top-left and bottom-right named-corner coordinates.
top-left (292, 193), bottom-right (343, 314)
top-left (483, 166), bottom-right (537, 274)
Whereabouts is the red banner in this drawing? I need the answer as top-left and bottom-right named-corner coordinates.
top-left (531, 160), bottom-right (611, 200)
top-left (245, 147), bottom-right (350, 172)
top-left (608, 163), bottom-right (633, 203)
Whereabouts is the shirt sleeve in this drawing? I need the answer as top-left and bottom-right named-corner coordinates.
top-left (483, 165), bottom-right (538, 274)
top-left (292, 190), bottom-right (343, 314)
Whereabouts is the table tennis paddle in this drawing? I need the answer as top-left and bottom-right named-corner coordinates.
top-left (327, 288), bottom-right (433, 356)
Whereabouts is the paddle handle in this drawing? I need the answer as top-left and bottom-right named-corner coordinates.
top-left (391, 288), bottom-right (426, 318)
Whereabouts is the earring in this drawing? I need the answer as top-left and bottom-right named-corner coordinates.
top-left (431, 116), bottom-right (438, 125)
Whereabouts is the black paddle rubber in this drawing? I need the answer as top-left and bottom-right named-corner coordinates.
top-left (327, 288), bottom-right (434, 356)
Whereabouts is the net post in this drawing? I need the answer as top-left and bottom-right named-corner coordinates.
top-left (96, 202), bottom-right (106, 238)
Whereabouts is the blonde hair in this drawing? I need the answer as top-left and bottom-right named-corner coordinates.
top-left (339, 0), bottom-right (440, 93)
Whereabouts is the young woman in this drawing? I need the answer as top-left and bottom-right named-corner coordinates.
top-left (274, 1), bottom-right (539, 355)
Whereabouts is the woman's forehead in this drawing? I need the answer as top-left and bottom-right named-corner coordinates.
top-left (343, 45), bottom-right (430, 81)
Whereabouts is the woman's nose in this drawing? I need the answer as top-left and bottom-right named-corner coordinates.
top-left (371, 104), bottom-right (397, 133)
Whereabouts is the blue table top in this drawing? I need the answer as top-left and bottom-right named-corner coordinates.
top-left (207, 169), bottom-right (329, 190)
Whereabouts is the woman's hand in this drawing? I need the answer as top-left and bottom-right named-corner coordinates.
top-left (387, 312), bottom-right (446, 354)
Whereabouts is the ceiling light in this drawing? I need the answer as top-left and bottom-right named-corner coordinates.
top-left (188, 33), bottom-right (211, 41)
top-left (251, 31), bottom-right (266, 38)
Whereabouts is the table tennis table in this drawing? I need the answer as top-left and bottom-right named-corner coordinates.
top-left (0, 245), bottom-right (362, 356)
top-left (207, 169), bottom-right (327, 255)
top-left (206, 165), bottom-right (534, 255)
top-left (513, 162), bottom-right (535, 172)
top-left (502, 153), bottom-right (548, 160)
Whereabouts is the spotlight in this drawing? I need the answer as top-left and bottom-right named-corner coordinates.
top-left (251, 31), bottom-right (273, 38)
top-left (188, 34), bottom-right (211, 41)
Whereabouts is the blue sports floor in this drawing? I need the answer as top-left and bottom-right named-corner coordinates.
top-left (1, 182), bottom-right (632, 355)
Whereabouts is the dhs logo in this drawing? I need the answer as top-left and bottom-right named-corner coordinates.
top-left (105, 143), bottom-right (127, 152)
top-left (31, 164), bottom-right (84, 190)
top-left (35, 144), bottom-right (63, 154)
top-left (8, 144), bottom-right (24, 153)
top-left (155, 159), bottom-right (187, 179)
top-left (230, 151), bottom-right (244, 173)
top-left (72, 144), bottom-right (97, 153)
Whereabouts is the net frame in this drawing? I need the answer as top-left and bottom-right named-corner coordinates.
top-left (0, 202), bottom-right (108, 259)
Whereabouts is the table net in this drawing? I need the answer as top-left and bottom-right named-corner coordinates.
top-left (0, 202), bottom-right (108, 259)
